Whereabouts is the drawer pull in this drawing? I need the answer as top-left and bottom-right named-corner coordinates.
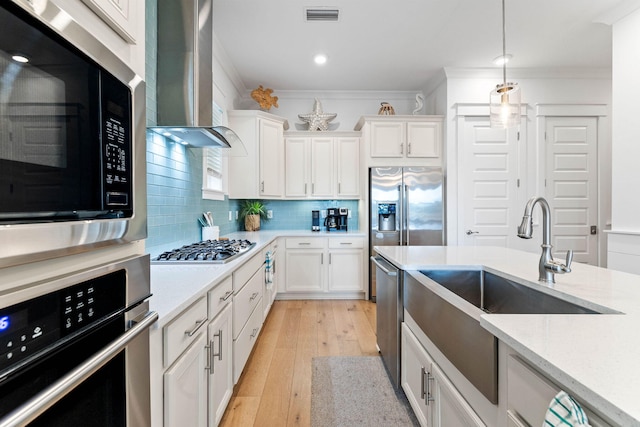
top-left (340, 242), bottom-right (353, 245)
top-left (250, 292), bottom-right (259, 301)
top-left (219, 290), bottom-right (233, 302)
top-left (298, 242), bottom-right (311, 245)
top-left (184, 317), bottom-right (207, 337)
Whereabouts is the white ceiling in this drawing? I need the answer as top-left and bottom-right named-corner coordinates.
top-left (212, 0), bottom-right (629, 92)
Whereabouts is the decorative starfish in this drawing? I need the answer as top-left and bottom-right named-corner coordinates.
top-left (298, 98), bottom-right (337, 131)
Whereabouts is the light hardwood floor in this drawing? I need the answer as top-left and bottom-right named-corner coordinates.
top-left (220, 299), bottom-right (378, 427)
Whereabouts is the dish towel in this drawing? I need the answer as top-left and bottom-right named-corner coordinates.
top-left (265, 251), bottom-right (273, 287)
top-left (543, 391), bottom-right (590, 427)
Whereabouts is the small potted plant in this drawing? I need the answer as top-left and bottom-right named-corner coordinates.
top-left (238, 200), bottom-right (268, 231)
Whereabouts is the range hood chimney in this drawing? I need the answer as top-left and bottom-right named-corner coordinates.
top-left (149, 0), bottom-right (246, 155)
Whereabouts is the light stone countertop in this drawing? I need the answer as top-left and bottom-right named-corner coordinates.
top-left (149, 229), bottom-right (365, 328)
top-left (374, 245), bottom-right (640, 427)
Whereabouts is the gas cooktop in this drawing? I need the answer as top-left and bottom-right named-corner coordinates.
top-left (152, 239), bottom-right (256, 264)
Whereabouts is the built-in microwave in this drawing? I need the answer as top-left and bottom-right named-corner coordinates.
top-left (0, 1), bottom-right (147, 268)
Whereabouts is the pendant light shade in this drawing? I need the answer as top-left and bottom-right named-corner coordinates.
top-left (490, 0), bottom-right (521, 129)
top-left (490, 82), bottom-right (521, 128)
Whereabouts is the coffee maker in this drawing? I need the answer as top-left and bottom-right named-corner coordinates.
top-left (325, 207), bottom-right (348, 231)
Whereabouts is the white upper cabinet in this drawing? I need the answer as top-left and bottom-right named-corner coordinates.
top-left (355, 115), bottom-right (443, 166)
top-left (46, 0), bottom-right (145, 75)
top-left (284, 132), bottom-right (361, 199)
top-left (335, 136), bottom-right (361, 197)
top-left (228, 111), bottom-right (289, 199)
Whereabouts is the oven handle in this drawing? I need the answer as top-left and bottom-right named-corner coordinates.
top-left (0, 310), bottom-right (158, 427)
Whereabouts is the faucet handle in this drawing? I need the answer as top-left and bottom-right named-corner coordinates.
top-left (565, 250), bottom-right (574, 270)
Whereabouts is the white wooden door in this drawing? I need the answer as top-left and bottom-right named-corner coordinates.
top-left (310, 137), bottom-right (334, 197)
top-left (370, 121), bottom-right (404, 157)
top-left (545, 117), bottom-right (598, 265)
top-left (284, 137), bottom-right (309, 197)
top-left (259, 118), bottom-right (283, 197)
top-left (208, 304), bottom-right (233, 427)
top-left (284, 250), bottom-right (324, 292)
top-left (407, 121), bottom-right (440, 158)
top-left (336, 137), bottom-right (361, 197)
top-left (459, 117), bottom-right (525, 247)
top-left (328, 250), bottom-right (363, 291)
top-left (164, 334), bottom-right (208, 427)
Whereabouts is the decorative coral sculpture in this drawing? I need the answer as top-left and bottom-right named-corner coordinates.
top-left (251, 85), bottom-right (279, 111)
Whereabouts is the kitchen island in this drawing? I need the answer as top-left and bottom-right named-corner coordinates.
top-left (375, 245), bottom-right (640, 427)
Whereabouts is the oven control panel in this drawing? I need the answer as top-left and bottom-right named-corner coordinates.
top-left (0, 271), bottom-right (126, 375)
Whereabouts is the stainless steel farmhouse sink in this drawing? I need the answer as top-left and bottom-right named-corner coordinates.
top-left (404, 269), bottom-right (610, 405)
top-left (420, 269), bottom-right (600, 315)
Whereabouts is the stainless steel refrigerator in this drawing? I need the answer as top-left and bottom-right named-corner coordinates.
top-left (369, 166), bottom-right (444, 299)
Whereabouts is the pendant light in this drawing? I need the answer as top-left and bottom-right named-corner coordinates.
top-left (490, 0), bottom-right (521, 128)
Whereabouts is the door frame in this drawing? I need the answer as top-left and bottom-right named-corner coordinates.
top-left (535, 104), bottom-right (610, 266)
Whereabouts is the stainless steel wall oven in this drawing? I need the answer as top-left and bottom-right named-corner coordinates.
top-left (0, 0), bottom-right (147, 268)
top-left (0, 255), bottom-right (157, 426)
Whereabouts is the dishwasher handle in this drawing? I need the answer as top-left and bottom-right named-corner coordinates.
top-left (370, 256), bottom-right (398, 277)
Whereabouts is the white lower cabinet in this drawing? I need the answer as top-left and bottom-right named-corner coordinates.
top-left (233, 300), bottom-right (263, 383)
top-left (164, 333), bottom-right (208, 427)
top-left (283, 237), bottom-right (364, 296)
top-left (506, 353), bottom-right (611, 427)
top-left (232, 250), bottom-right (267, 383)
top-left (402, 323), bottom-right (485, 427)
top-left (207, 303), bottom-right (233, 427)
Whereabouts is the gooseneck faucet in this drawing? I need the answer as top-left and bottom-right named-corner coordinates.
top-left (517, 196), bottom-right (573, 283)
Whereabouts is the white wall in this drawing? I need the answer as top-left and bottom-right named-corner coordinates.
top-left (608, 7), bottom-right (640, 274)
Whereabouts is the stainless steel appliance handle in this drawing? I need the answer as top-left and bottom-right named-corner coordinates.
top-left (398, 184), bottom-right (404, 246)
top-left (370, 256), bottom-right (397, 277)
top-left (405, 184), bottom-right (410, 245)
top-left (0, 311), bottom-right (158, 427)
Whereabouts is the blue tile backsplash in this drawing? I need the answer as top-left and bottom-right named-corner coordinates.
top-left (144, 0), bottom-right (359, 257)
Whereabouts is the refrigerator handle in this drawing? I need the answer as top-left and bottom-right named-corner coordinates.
top-left (405, 184), bottom-right (410, 245)
top-left (398, 184), bottom-right (404, 246)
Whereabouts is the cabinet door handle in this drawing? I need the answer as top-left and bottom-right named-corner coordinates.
top-left (206, 329), bottom-right (223, 376)
top-left (312, 183), bottom-right (315, 194)
top-left (321, 253), bottom-right (324, 264)
top-left (219, 290), bottom-right (233, 302)
top-left (329, 253), bottom-right (332, 264)
top-left (408, 142), bottom-right (412, 154)
top-left (261, 181), bottom-right (265, 192)
top-left (250, 327), bottom-right (259, 339)
top-left (426, 371), bottom-right (434, 405)
top-left (420, 367), bottom-right (427, 401)
top-left (305, 183), bottom-right (307, 194)
top-left (338, 183), bottom-right (341, 193)
top-left (185, 317), bottom-right (207, 337)
top-left (400, 143), bottom-right (404, 154)
top-left (250, 292), bottom-right (259, 301)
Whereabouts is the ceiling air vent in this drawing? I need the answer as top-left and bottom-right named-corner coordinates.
top-left (305, 8), bottom-right (340, 22)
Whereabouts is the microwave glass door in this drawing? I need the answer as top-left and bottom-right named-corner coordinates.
top-left (0, 3), bottom-right (132, 223)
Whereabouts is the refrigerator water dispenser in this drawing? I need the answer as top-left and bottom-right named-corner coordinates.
top-left (377, 203), bottom-right (396, 231)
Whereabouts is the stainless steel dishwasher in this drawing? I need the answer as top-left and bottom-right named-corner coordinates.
top-left (371, 255), bottom-right (402, 388)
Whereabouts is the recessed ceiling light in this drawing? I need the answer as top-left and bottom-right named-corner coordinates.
top-left (493, 54), bottom-right (512, 66)
top-left (314, 54), bottom-right (328, 65)
top-left (11, 54), bottom-right (29, 63)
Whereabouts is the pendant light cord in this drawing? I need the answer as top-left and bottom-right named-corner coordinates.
top-left (502, 0), bottom-right (507, 86)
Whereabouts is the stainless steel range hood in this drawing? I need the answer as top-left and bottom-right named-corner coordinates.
top-left (149, 0), bottom-right (246, 155)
